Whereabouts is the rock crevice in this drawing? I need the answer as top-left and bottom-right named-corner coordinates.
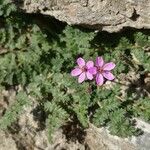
top-left (16, 0), bottom-right (150, 32)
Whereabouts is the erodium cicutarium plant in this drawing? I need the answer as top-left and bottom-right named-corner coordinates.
top-left (95, 57), bottom-right (116, 86)
top-left (71, 57), bottom-right (97, 83)
top-left (71, 57), bottom-right (116, 85)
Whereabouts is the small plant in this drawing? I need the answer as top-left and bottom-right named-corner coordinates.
top-left (0, 0), bottom-right (16, 17)
top-left (71, 57), bottom-right (96, 83)
top-left (0, 7), bottom-right (149, 142)
top-left (71, 56), bottom-right (116, 86)
top-left (94, 56), bottom-right (116, 85)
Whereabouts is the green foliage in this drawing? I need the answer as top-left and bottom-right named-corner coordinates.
top-left (131, 47), bottom-right (150, 71)
top-left (132, 97), bottom-right (150, 121)
top-left (44, 101), bottom-right (68, 141)
top-left (0, 91), bottom-right (30, 129)
top-left (0, 10), bottom-right (149, 141)
top-left (134, 32), bottom-right (150, 47)
top-left (60, 26), bottom-right (95, 56)
top-left (0, 0), bottom-right (16, 17)
top-left (92, 85), bottom-right (137, 137)
top-left (109, 109), bottom-right (136, 137)
top-left (130, 32), bottom-right (150, 71)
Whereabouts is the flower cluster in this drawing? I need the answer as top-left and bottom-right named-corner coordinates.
top-left (71, 57), bottom-right (116, 86)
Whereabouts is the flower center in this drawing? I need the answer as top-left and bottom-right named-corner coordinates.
top-left (81, 66), bottom-right (88, 72)
top-left (97, 67), bottom-right (103, 73)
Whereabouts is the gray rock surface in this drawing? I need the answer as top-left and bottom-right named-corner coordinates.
top-left (0, 131), bottom-right (17, 150)
top-left (17, 0), bottom-right (150, 32)
top-left (86, 119), bottom-right (150, 150)
top-left (131, 119), bottom-right (150, 150)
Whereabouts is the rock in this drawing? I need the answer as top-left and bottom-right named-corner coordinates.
top-left (16, 0), bottom-right (150, 32)
top-left (85, 119), bottom-right (150, 150)
top-left (131, 118), bottom-right (150, 150)
top-left (46, 129), bottom-right (85, 150)
top-left (85, 124), bottom-right (136, 150)
top-left (17, 102), bottom-right (85, 150)
top-left (0, 131), bottom-right (17, 150)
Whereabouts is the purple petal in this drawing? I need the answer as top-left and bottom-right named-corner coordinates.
top-left (77, 57), bottom-right (85, 67)
top-left (103, 62), bottom-right (116, 71)
top-left (78, 72), bottom-right (86, 83)
top-left (86, 71), bottom-right (93, 80)
top-left (96, 57), bottom-right (104, 67)
top-left (88, 67), bottom-right (97, 75)
top-left (86, 61), bottom-right (94, 69)
top-left (71, 68), bottom-right (82, 77)
top-left (96, 73), bottom-right (104, 86)
top-left (102, 71), bottom-right (115, 80)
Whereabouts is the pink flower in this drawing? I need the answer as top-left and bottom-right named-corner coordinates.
top-left (71, 57), bottom-right (97, 83)
top-left (95, 57), bottom-right (116, 86)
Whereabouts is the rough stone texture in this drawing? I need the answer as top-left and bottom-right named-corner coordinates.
top-left (0, 88), bottom-right (17, 150)
top-left (131, 118), bottom-right (150, 150)
top-left (86, 124), bottom-right (136, 150)
top-left (0, 131), bottom-right (17, 150)
top-left (18, 0), bottom-right (150, 32)
top-left (10, 102), bottom-right (86, 150)
top-left (86, 120), bottom-right (150, 150)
